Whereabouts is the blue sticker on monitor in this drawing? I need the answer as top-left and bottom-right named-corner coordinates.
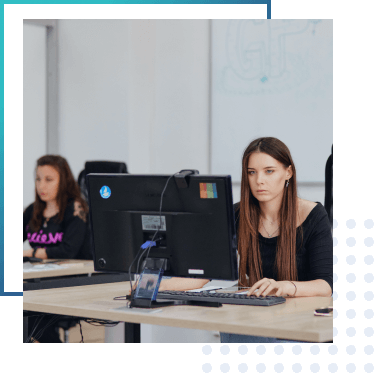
top-left (100, 186), bottom-right (111, 199)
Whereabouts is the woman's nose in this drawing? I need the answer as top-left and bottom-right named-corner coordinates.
top-left (256, 173), bottom-right (264, 184)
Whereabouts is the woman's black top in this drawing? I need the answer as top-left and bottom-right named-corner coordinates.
top-left (23, 201), bottom-right (91, 260)
top-left (234, 202), bottom-right (333, 292)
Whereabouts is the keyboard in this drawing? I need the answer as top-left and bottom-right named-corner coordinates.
top-left (156, 290), bottom-right (286, 306)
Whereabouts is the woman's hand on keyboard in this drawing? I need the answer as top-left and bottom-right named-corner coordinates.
top-left (246, 278), bottom-right (293, 297)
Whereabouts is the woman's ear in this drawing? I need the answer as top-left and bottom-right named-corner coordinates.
top-left (286, 165), bottom-right (293, 180)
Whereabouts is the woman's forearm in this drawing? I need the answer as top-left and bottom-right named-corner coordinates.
top-left (23, 248), bottom-right (48, 259)
top-left (287, 279), bottom-right (332, 297)
top-left (35, 248), bottom-right (48, 259)
top-left (159, 278), bottom-right (210, 291)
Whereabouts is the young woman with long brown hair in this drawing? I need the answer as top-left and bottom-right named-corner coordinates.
top-left (23, 155), bottom-right (91, 343)
top-left (220, 137), bottom-right (333, 343)
top-left (23, 155), bottom-right (90, 261)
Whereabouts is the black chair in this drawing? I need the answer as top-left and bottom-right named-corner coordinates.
top-left (78, 161), bottom-right (128, 203)
top-left (324, 146), bottom-right (333, 226)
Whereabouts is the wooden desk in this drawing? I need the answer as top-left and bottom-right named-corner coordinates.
top-left (23, 282), bottom-right (333, 342)
top-left (23, 259), bottom-right (95, 280)
top-left (23, 259), bottom-right (130, 292)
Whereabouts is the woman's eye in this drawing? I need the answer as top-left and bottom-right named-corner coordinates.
top-left (248, 171), bottom-right (255, 175)
top-left (266, 170), bottom-right (274, 174)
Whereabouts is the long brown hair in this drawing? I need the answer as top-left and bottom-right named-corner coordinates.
top-left (238, 137), bottom-right (300, 287)
top-left (30, 155), bottom-right (88, 231)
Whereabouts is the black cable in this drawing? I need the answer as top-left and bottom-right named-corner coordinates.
top-left (83, 318), bottom-right (119, 327)
top-left (25, 315), bottom-right (46, 343)
top-left (26, 315), bottom-right (119, 343)
top-left (128, 172), bottom-right (179, 305)
top-left (142, 172), bottom-right (178, 273)
top-left (79, 320), bottom-right (84, 343)
top-left (32, 315), bottom-right (63, 342)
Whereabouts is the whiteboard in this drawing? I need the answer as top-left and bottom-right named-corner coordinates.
top-left (211, 20), bottom-right (333, 182)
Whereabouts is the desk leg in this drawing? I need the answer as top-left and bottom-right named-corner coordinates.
top-left (124, 323), bottom-right (140, 343)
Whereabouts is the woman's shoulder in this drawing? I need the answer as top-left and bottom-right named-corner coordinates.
top-left (65, 199), bottom-right (87, 223)
top-left (23, 202), bottom-right (35, 215)
top-left (298, 198), bottom-right (326, 226)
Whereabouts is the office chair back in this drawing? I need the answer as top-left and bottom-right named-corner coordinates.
top-left (324, 146), bottom-right (333, 226)
top-left (78, 161), bottom-right (128, 203)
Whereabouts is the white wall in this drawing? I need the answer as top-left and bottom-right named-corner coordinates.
top-left (23, 24), bottom-right (46, 209)
top-left (58, 20), bottom-right (129, 178)
top-left (58, 19), bottom-right (209, 179)
top-left (24, 19), bottom-right (328, 342)
top-left (23, 23), bottom-right (47, 250)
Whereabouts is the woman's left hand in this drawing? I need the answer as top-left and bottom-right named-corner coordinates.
top-left (23, 248), bottom-right (34, 257)
top-left (247, 278), bottom-right (293, 297)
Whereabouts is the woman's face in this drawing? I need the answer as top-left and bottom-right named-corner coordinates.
top-left (36, 165), bottom-right (60, 203)
top-left (247, 152), bottom-right (292, 203)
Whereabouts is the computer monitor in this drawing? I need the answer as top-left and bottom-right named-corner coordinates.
top-left (86, 172), bottom-right (238, 281)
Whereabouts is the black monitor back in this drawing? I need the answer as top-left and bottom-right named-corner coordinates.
top-left (86, 173), bottom-right (238, 281)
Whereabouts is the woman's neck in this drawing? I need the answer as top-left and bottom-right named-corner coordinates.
top-left (44, 200), bottom-right (59, 214)
top-left (259, 196), bottom-right (283, 223)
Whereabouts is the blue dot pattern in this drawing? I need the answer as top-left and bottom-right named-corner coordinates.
top-left (292, 363), bottom-right (302, 373)
top-left (202, 363), bottom-right (212, 373)
top-left (274, 345), bottom-right (284, 355)
top-left (328, 363), bottom-right (338, 373)
top-left (201, 217), bottom-right (375, 375)
top-left (238, 363), bottom-right (248, 373)
top-left (310, 363), bottom-right (320, 373)
top-left (364, 237), bottom-right (374, 247)
top-left (346, 363), bottom-right (356, 373)
top-left (364, 363), bottom-right (374, 373)
top-left (274, 363), bottom-right (284, 373)
top-left (364, 291), bottom-right (374, 301)
top-left (346, 327), bottom-right (356, 337)
top-left (346, 309), bottom-right (356, 319)
top-left (256, 363), bottom-right (266, 373)
top-left (220, 363), bottom-right (229, 373)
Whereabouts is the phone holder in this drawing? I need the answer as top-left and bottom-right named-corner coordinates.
top-left (129, 258), bottom-right (174, 309)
